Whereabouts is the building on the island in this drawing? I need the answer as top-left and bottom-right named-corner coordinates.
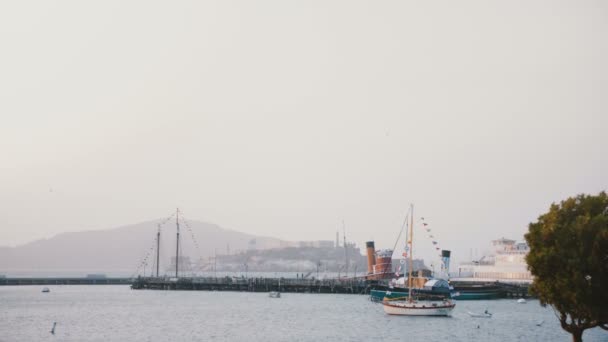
top-left (279, 238), bottom-right (341, 249)
top-left (298, 240), bottom-right (334, 248)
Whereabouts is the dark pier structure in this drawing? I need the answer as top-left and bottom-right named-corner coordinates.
top-left (130, 277), bottom-right (532, 299)
top-left (0, 277), bottom-right (132, 286)
top-left (131, 276), bottom-right (376, 294)
top-left (494, 281), bottom-right (532, 298)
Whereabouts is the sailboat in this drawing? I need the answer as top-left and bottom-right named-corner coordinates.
top-left (382, 205), bottom-right (456, 316)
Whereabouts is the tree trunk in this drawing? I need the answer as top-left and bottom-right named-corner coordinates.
top-left (571, 329), bottom-right (583, 342)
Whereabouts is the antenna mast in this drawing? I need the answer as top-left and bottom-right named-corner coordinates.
top-left (156, 224), bottom-right (161, 277)
top-left (343, 220), bottom-right (348, 278)
top-left (408, 204), bottom-right (414, 303)
top-left (175, 208), bottom-right (180, 278)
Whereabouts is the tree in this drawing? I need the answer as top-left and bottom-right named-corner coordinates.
top-left (525, 192), bottom-right (608, 342)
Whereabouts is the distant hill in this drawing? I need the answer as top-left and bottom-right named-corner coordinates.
top-left (0, 220), bottom-right (287, 275)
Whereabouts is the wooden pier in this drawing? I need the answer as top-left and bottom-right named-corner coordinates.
top-left (0, 277), bottom-right (131, 286)
top-left (131, 276), bottom-right (377, 294)
top-left (0, 276), bottom-right (530, 299)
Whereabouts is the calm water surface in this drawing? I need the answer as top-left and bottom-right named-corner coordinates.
top-left (1, 286), bottom-right (605, 341)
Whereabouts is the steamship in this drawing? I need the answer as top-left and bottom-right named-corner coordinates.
top-left (364, 241), bottom-right (455, 302)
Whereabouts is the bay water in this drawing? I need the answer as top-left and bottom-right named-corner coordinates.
top-left (1, 285), bottom-right (605, 341)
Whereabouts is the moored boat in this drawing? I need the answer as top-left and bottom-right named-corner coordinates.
top-left (371, 289), bottom-right (453, 302)
top-left (467, 309), bottom-right (492, 318)
top-left (451, 283), bottom-right (505, 300)
top-left (383, 298), bottom-right (455, 316)
top-left (371, 278), bottom-right (456, 302)
top-left (380, 205), bottom-right (456, 317)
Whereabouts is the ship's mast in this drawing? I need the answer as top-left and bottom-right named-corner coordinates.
top-left (343, 220), bottom-right (348, 278)
top-left (156, 223), bottom-right (161, 277)
top-left (408, 204), bottom-right (414, 303)
top-left (175, 208), bottom-right (180, 278)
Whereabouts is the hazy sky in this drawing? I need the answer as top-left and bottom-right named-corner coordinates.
top-left (1, 0), bottom-right (607, 266)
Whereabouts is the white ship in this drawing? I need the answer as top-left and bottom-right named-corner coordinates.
top-left (456, 238), bottom-right (532, 284)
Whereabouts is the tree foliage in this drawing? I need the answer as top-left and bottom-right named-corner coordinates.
top-left (525, 192), bottom-right (608, 342)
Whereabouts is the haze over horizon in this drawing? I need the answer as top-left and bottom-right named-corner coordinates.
top-left (1, 0), bottom-right (607, 267)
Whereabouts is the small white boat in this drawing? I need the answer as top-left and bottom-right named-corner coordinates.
top-left (269, 291), bottom-right (281, 298)
top-left (536, 320), bottom-right (544, 326)
top-left (517, 298), bottom-right (527, 304)
top-left (42, 287), bottom-right (50, 293)
top-left (383, 299), bottom-right (455, 316)
top-left (467, 310), bottom-right (492, 318)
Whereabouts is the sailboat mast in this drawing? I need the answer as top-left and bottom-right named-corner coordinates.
top-left (175, 208), bottom-right (180, 278)
top-left (343, 220), bottom-right (348, 278)
top-left (408, 204), bottom-right (414, 302)
top-left (156, 224), bottom-right (161, 277)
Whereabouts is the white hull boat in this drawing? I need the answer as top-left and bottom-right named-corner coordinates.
top-left (382, 300), bottom-right (455, 316)
top-left (269, 291), bottom-right (281, 298)
top-left (381, 205), bottom-right (456, 317)
top-left (467, 311), bottom-right (492, 318)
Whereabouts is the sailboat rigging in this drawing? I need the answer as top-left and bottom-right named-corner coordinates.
top-left (381, 204), bottom-right (456, 316)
